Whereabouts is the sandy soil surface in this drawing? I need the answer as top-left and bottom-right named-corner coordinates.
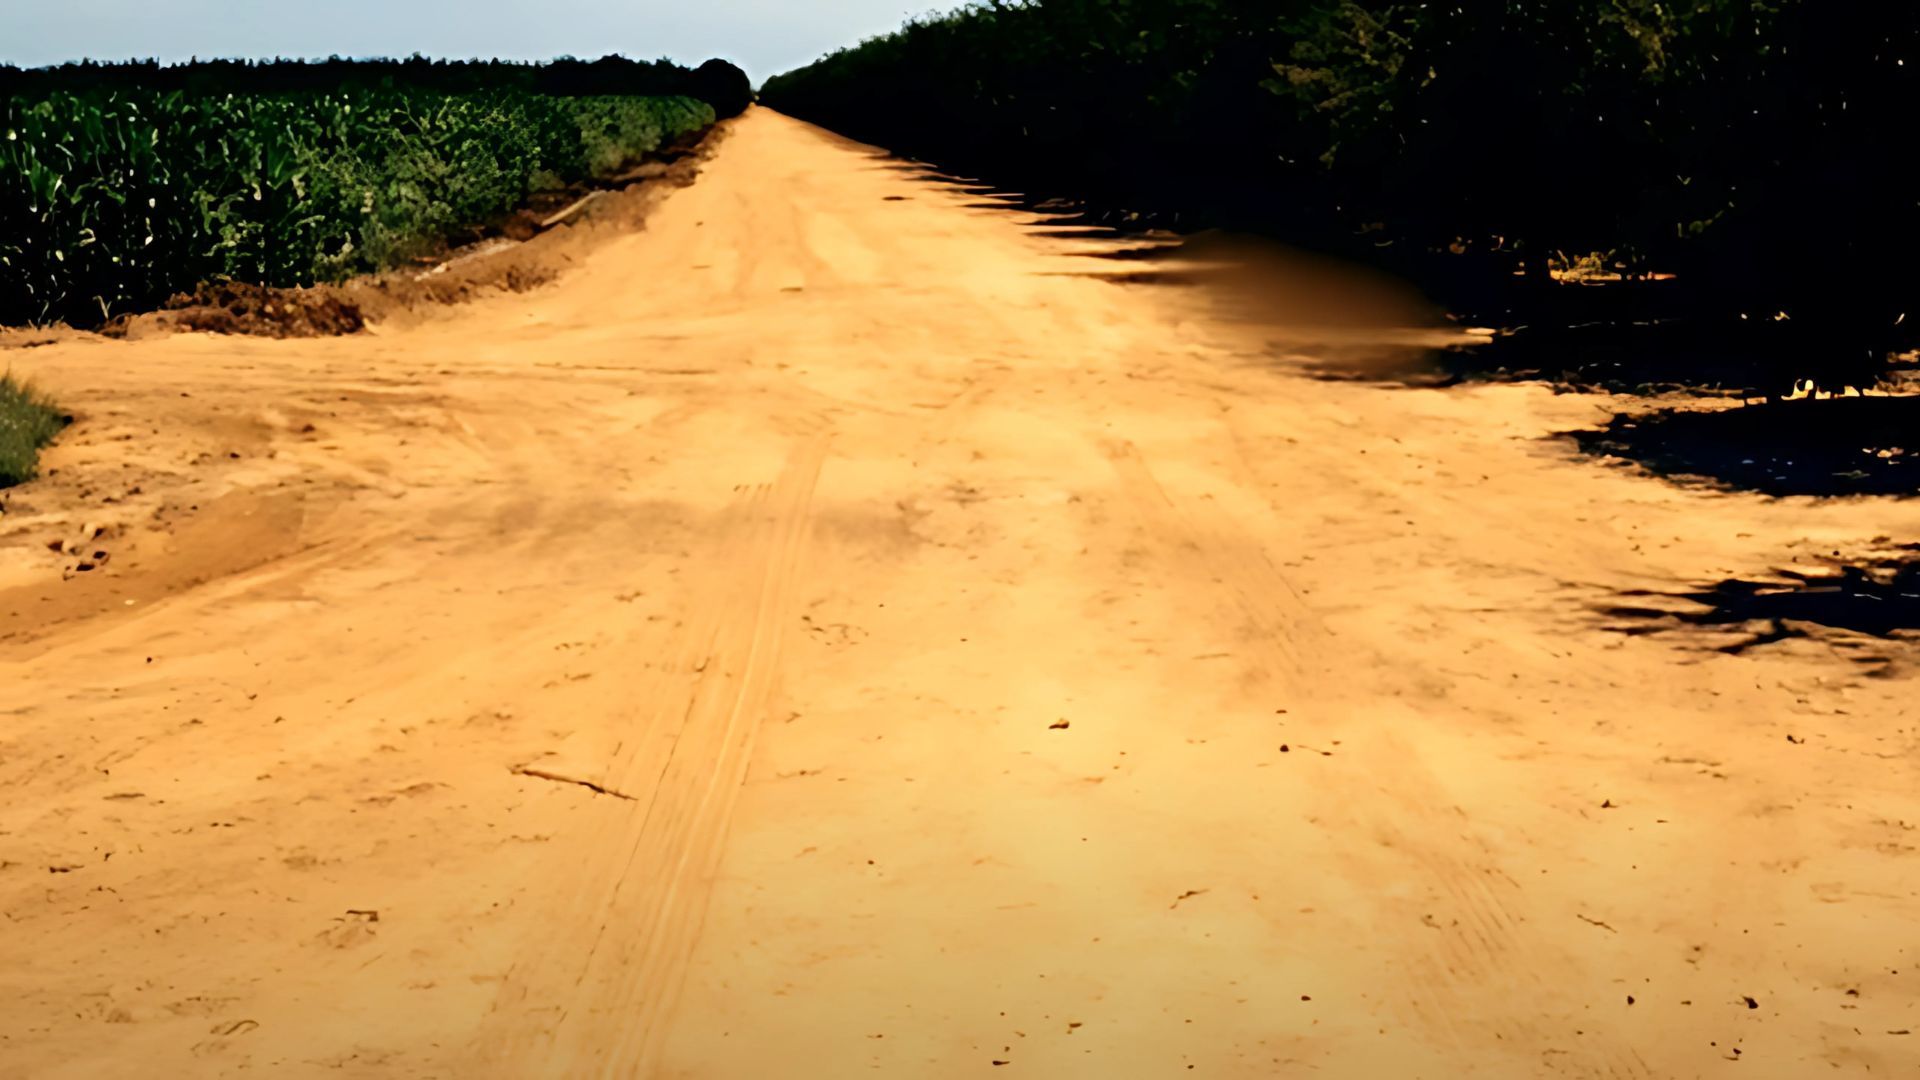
top-left (3, 107), bottom-right (1919, 1079)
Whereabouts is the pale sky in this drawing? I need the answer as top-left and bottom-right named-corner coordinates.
top-left (0, 0), bottom-right (926, 82)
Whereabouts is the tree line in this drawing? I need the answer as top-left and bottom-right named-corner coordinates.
top-left (2, 55), bottom-right (753, 117)
top-left (763, 1), bottom-right (1920, 393)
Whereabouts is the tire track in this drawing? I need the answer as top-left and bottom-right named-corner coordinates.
top-left (1336, 734), bottom-right (1658, 1080)
top-left (1103, 437), bottom-right (1653, 1080)
top-left (1101, 437), bottom-right (1331, 686)
top-left (470, 433), bottom-right (829, 1077)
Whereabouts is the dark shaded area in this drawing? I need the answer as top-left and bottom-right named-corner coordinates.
top-left (1038, 269), bottom-right (1205, 289)
top-left (1028, 227), bottom-right (1139, 242)
top-left (1069, 231), bottom-right (1444, 331)
top-left (1602, 547), bottom-right (1920, 663)
top-left (1004, 222), bottom-right (1472, 385)
top-left (690, 59), bottom-right (754, 119)
top-left (1569, 396), bottom-right (1920, 497)
top-left (1434, 323), bottom-right (1920, 398)
top-left (981, 209), bottom-right (1918, 398)
top-left (1079, 243), bottom-right (1190, 262)
top-left (762, 6), bottom-right (1349, 261)
top-left (763, 1), bottom-right (1920, 395)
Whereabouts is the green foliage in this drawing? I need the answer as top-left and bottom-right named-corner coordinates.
top-left (1277, 1), bottom-right (1674, 262)
top-left (0, 373), bottom-right (65, 488)
top-left (762, 1), bottom-right (1322, 223)
top-left (0, 81), bottom-right (715, 327)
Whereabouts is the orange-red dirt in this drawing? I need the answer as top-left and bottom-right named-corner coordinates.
top-left (3, 108), bottom-right (1917, 1079)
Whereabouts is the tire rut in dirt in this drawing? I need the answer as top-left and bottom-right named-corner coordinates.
top-left (469, 434), bottom-right (829, 1077)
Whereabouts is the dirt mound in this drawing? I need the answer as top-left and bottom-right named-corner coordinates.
top-left (130, 281), bottom-right (368, 338)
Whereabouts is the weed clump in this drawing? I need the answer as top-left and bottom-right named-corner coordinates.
top-left (0, 373), bottom-right (65, 487)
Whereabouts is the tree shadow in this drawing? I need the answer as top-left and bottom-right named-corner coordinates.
top-left (1431, 321), bottom-right (1752, 394)
top-left (1027, 215), bottom-right (1132, 231)
top-left (878, 169), bottom-right (1920, 406)
top-left (1075, 243), bottom-right (1189, 262)
top-left (1600, 546), bottom-right (1920, 671)
top-left (1567, 395), bottom-right (1920, 497)
top-left (1422, 319), bottom-right (1920, 397)
top-left (1034, 269), bottom-right (1205, 287)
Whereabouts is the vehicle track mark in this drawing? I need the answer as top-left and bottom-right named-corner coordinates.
top-left (472, 432), bottom-right (829, 1077)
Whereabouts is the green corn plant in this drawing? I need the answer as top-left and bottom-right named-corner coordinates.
top-left (1, 84), bottom-right (714, 327)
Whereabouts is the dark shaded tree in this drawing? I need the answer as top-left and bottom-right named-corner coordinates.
top-left (764, 0), bottom-right (1920, 393)
top-left (692, 58), bottom-right (754, 118)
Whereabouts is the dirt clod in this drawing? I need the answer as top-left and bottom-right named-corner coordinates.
top-left (136, 281), bottom-right (368, 339)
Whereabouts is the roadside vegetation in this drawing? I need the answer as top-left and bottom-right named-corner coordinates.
top-left (0, 374), bottom-right (65, 488)
top-left (1, 56), bottom-right (751, 328)
top-left (762, 1), bottom-right (1920, 400)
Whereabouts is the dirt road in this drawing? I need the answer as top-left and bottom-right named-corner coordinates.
top-left (4, 108), bottom-right (1918, 1079)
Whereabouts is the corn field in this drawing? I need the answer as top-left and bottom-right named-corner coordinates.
top-left (0, 87), bottom-right (714, 327)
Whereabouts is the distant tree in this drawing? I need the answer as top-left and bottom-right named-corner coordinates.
top-left (692, 59), bottom-right (753, 118)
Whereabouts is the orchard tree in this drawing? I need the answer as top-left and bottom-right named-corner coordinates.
top-left (1279, 0), bottom-right (1670, 283)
